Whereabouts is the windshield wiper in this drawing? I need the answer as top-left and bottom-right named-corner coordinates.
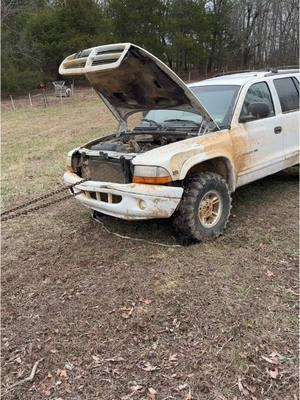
top-left (163, 119), bottom-right (200, 126)
top-left (141, 118), bottom-right (162, 128)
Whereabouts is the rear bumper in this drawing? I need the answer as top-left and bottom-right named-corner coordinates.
top-left (64, 171), bottom-right (183, 220)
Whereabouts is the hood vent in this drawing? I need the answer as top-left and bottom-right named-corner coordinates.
top-left (59, 43), bottom-right (218, 129)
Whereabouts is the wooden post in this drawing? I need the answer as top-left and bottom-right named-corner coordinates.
top-left (71, 80), bottom-right (74, 96)
top-left (188, 71), bottom-right (191, 82)
top-left (28, 92), bottom-right (33, 107)
top-left (43, 92), bottom-right (47, 107)
top-left (10, 95), bottom-right (15, 111)
top-left (42, 90), bottom-right (48, 107)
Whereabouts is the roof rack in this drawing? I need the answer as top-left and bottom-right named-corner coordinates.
top-left (214, 66), bottom-right (299, 78)
top-left (214, 69), bottom-right (254, 77)
top-left (264, 67), bottom-right (300, 77)
top-left (271, 65), bottom-right (300, 70)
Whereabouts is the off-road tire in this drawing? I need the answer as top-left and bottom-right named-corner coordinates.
top-left (173, 172), bottom-right (231, 244)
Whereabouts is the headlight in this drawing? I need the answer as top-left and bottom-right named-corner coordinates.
top-left (133, 165), bottom-right (172, 184)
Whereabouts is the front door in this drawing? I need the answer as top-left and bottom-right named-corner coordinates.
top-left (236, 81), bottom-right (284, 186)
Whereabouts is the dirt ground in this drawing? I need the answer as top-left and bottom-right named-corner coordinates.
top-left (1, 91), bottom-right (299, 399)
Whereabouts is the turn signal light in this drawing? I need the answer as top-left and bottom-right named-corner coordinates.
top-left (133, 176), bottom-right (172, 184)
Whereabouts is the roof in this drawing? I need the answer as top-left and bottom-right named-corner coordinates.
top-left (188, 70), bottom-right (300, 87)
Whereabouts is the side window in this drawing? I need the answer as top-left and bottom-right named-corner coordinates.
top-left (240, 82), bottom-right (275, 122)
top-left (274, 77), bottom-right (299, 113)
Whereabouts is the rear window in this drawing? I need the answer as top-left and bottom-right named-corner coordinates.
top-left (273, 77), bottom-right (299, 113)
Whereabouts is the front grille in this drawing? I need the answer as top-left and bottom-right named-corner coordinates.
top-left (81, 157), bottom-right (126, 183)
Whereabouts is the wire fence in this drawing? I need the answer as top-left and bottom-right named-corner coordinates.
top-left (1, 86), bottom-right (97, 112)
top-left (1, 70), bottom-right (207, 113)
top-left (4, 65), bottom-right (295, 113)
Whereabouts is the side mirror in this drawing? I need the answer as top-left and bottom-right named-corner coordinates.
top-left (239, 114), bottom-right (256, 123)
top-left (239, 102), bottom-right (271, 123)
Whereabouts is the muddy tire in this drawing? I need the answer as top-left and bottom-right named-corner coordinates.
top-left (173, 172), bottom-right (231, 244)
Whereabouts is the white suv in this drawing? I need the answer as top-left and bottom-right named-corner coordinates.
top-left (61, 43), bottom-right (299, 243)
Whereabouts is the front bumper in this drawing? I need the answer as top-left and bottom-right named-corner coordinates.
top-left (64, 171), bottom-right (183, 220)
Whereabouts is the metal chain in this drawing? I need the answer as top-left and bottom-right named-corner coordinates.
top-left (1, 179), bottom-right (87, 221)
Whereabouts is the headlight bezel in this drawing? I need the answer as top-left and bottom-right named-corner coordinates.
top-left (133, 165), bottom-right (172, 184)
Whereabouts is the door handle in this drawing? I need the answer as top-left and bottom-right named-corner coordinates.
top-left (274, 126), bottom-right (282, 134)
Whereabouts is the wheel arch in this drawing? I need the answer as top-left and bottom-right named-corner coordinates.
top-left (181, 156), bottom-right (236, 191)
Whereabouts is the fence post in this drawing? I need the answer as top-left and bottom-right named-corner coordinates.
top-left (42, 90), bottom-right (48, 107)
top-left (10, 95), bottom-right (15, 111)
top-left (28, 92), bottom-right (33, 107)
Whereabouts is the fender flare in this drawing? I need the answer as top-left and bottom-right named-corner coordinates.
top-left (179, 154), bottom-right (236, 191)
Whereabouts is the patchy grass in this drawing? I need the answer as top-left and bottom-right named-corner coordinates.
top-left (1, 91), bottom-right (299, 399)
top-left (1, 90), bottom-right (117, 206)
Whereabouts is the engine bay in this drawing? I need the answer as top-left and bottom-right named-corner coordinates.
top-left (70, 126), bottom-right (206, 183)
top-left (85, 128), bottom-right (199, 154)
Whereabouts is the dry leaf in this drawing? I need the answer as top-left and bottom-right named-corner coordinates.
top-left (169, 353), bottom-right (178, 362)
top-left (267, 367), bottom-right (279, 379)
top-left (237, 377), bottom-right (249, 396)
top-left (144, 299), bottom-right (153, 305)
top-left (56, 368), bottom-right (67, 378)
top-left (266, 270), bottom-right (274, 277)
top-left (185, 388), bottom-right (192, 400)
top-left (148, 387), bottom-right (157, 399)
top-left (41, 383), bottom-right (53, 396)
top-left (60, 369), bottom-right (67, 378)
top-left (121, 307), bottom-right (134, 319)
top-left (178, 383), bottom-right (188, 391)
top-left (105, 357), bottom-right (125, 363)
top-left (65, 362), bottom-right (73, 370)
top-left (217, 395), bottom-right (228, 400)
top-left (244, 382), bottom-right (256, 393)
top-left (269, 351), bottom-right (280, 358)
top-left (141, 362), bottom-right (159, 372)
top-left (92, 355), bottom-right (101, 363)
top-left (262, 355), bottom-right (279, 365)
top-left (65, 383), bottom-right (72, 393)
top-left (130, 384), bottom-right (143, 392)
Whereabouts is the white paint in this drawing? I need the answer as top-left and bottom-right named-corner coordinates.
top-left (64, 172), bottom-right (183, 220)
top-left (62, 43), bottom-right (299, 222)
top-left (230, 72), bottom-right (300, 186)
top-left (59, 42), bottom-right (217, 127)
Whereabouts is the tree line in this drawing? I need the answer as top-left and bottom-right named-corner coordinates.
top-left (2, 0), bottom-right (299, 94)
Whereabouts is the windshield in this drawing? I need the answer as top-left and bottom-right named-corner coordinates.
top-left (140, 109), bottom-right (203, 126)
top-left (135, 84), bottom-right (240, 131)
top-left (190, 85), bottom-right (240, 128)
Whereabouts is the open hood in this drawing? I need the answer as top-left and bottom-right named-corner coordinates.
top-left (59, 43), bottom-right (218, 129)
